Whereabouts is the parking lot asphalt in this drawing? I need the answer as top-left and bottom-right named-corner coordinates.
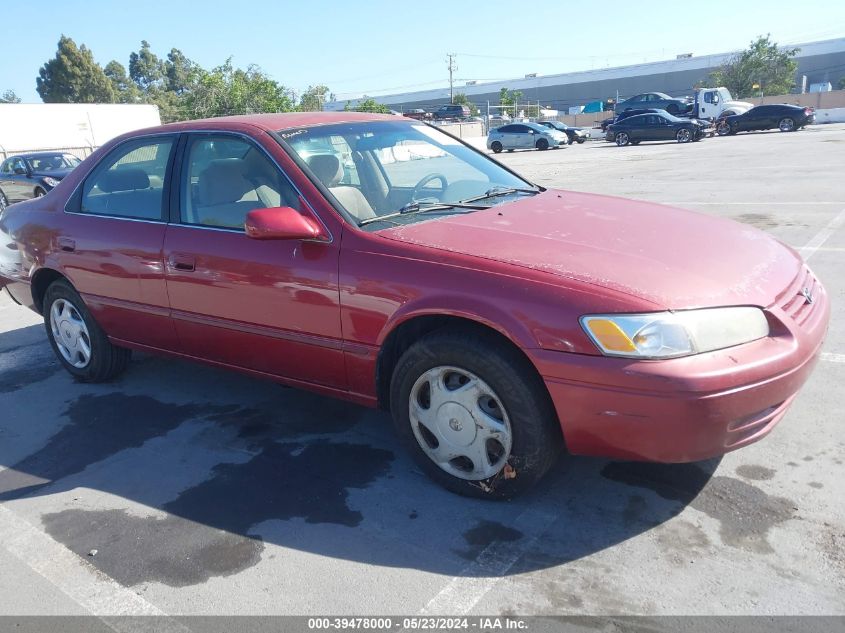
top-left (1, 123), bottom-right (843, 621)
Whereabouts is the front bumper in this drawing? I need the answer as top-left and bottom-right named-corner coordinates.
top-left (530, 269), bottom-right (830, 462)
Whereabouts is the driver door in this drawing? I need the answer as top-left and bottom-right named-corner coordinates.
top-left (162, 132), bottom-right (346, 388)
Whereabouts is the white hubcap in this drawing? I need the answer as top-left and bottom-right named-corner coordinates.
top-left (409, 366), bottom-right (512, 480)
top-left (50, 298), bottom-right (92, 368)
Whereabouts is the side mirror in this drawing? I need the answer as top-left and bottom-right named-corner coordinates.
top-left (244, 206), bottom-right (327, 241)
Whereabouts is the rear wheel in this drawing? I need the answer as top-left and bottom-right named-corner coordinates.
top-left (536, 138), bottom-right (549, 151)
top-left (615, 132), bottom-right (630, 146)
top-left (491, 141), bottom-right (503, 154)
top-left (34, 188), bottom-right (46, 198)
top-left (778, 117), bottom-right (795, 132)
top-left (43, 279), bottom-right (131, 382)
top-left (676, 128), bottom-right (693, 143)
top-left (390, 329), bottom-right (563, 499)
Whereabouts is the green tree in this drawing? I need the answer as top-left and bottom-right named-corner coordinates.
top-left (104, 61), bottom-right (140, 103)
top-left (299, 85), bottom-right (332, 111)
top-left (345, 97), bottom-right (391, 113)
top-left (498, 87), bottom-right (523, 113)
top-left (452, 92), bottom-right (479, 116)
top-left (708, 35), bottom-right (799, 98)
top-left (165, 48), bottom-right (199, 94)
top-left (839, 77), bottom-right (845, 90)
top-left (129, 41), bottom-right (165, 91)
top-left (184, 59), bottom-right (294, 119)
top-left (36, 36), bottom-right (115, 103)
top-left (1, 90), bottom-right (21, 103)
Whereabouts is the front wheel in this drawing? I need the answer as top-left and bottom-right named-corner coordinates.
top-left (491, 141), bottom-right (503, 154)
top-left (390, 329), bottom-right (562, 499)
top-left (779, 117), bottom-right (795, 132)
top-left (716, 120), bottom-right (731, 136)
top-left (0, 190), bottom-right (8, 212)
top-left (615, 132), bottom-right (630, 146)
top-left (536, 138), bottom-right (549, 151)
top-left (34, 188), bottom-right (46, 198)
top-left (43, 279), bottom-right (131, 382)
top-left (676, 128), bottom-right (693, 143)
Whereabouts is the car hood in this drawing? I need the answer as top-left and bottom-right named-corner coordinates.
top-left (32, 169), bottom-right (72, 180)
top-left (378, 190), bottom-right (801, 309)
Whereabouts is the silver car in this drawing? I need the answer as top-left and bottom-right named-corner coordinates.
top-left (614, 92), bottom-right (692, 116)
top-left (487, 122), bottom-right (568, 153)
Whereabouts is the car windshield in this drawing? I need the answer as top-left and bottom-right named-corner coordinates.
top-left (26, 153), bottom-right (81, 171)
top-left (280, 120), bottom-right (537, 230)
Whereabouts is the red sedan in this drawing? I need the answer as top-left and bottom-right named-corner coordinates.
top-left (0, 113), bottom-right (829, 498)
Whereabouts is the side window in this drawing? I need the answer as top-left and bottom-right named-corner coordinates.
top-left (704, 92), bottom-right (713, 104)
top-left (181, 135), bottom-right (300, 230)
top-left (81, 139), bottom-right (173, 220)
top-left (498, 125), bottom-right (516, 133)
top-left (0, 160), bottom-right (8, 174)
top-left (11, 158), bottom-right (27, 173)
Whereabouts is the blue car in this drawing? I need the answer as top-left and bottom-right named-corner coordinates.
top-left (0, 152), bottom-right (82, 210)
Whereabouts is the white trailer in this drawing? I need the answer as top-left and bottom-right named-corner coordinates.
top-left (0, 103), bottom-right (161, 160)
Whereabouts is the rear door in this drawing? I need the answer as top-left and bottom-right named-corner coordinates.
top-left (59, 135), bottom-right (180, 350)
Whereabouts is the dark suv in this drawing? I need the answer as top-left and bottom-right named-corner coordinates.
top-left (433, 104), bottom-right (471, 120)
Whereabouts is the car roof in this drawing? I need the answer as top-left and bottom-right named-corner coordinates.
top-left (7, 151), bottom-right (75, 160)
top-left (128, 111), bottom-right (401, 137)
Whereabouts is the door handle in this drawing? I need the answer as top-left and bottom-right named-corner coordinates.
top-left (168, 253), bottom-right (196, 272)
top-left (57, 237), bottom-right (76, 252)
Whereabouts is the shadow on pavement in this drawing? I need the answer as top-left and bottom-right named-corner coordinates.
top-left (0, 321), bottom-right (721, 587)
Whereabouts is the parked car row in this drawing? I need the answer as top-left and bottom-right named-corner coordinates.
top-left (404, 104), bottom-right (472, 121)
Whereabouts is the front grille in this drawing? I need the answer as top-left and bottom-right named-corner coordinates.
top-left (779, 267), bottom-right (819, 326)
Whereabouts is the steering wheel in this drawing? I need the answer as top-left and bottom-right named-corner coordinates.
top-left (411, 173), bottom-right (448, 201)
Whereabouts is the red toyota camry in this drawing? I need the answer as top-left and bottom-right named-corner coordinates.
top-left (0, 112), bottom-right (829, 498)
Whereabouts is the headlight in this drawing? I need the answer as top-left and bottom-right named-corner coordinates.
top-left (580, 307), bottom-right (769, 359)
top-left (43, 177), bottom-right (60, 187)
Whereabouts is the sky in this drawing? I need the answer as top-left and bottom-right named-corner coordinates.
top-left (2, 0), bottom-right (844, 104)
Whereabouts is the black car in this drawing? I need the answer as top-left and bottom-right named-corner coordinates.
top-left (716, 104), bottom-right (815, 136)
top-left (433, 104), bottom-right (471, 120)
top-left (606, 111), bottom-right (710, 146)
top-left (600, 108), bottom-right (664, 132)
top-left (538, 120), bottom-right (591, 143)
top-left (0, 152), bottom-right (82, 210)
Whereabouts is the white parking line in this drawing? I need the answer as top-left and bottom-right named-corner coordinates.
top-left (0, 505), bottom-right (187, 630)
top-left (821, 353), bottom-right (845, 363)
top-left (418, 507), bottom-right (559, 616)
top-left (800, 208), bottom-right (845, 261)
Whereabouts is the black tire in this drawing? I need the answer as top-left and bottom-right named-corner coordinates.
top-left (676, 128), bottom-right (693, 143)
top-left (0, 190), bottom-right (8, 212)
top-left (491, 141), bottom-right (503, 154)
top-left (576, 138), bottom-right (585, 144)
top-left (34, 188), bottom-right (46, 198)
top-left (43, 279), bottom-right (131, 382)
top-left (778, 117), bottom-right (795, 132)
top-left (615, 132), bottom-right (630, 147)
top-left (389, 328), bottom-right (563, 499)
top-left (536, 138), bottom-right (549, 151)
top-left (716, 120), bottom-right (731, 136)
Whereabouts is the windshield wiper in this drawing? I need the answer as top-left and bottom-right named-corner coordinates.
top-left (459, 186), bottom-right (541, 204)
top-left (358, 200), bottom-right (488, 227)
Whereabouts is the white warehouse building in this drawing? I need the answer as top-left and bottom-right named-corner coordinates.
top-left (325, 37), bottom-right (845, 113)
